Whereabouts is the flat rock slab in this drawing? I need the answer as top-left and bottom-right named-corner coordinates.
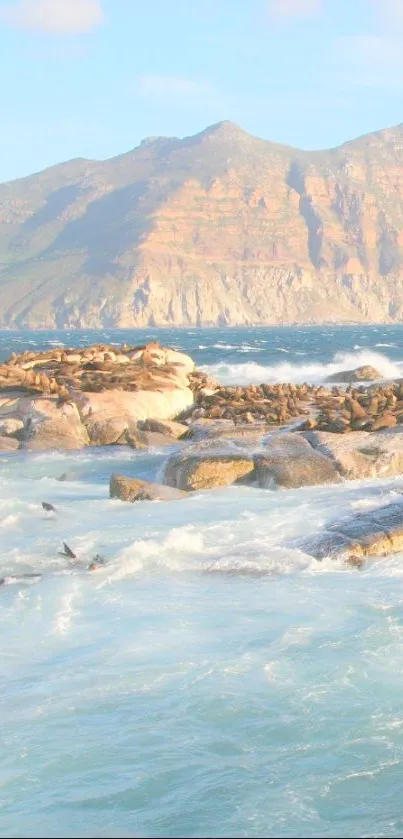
top-left (298, 501), bottom-right (403, 562)
top-left (110, 474), bottom-right (186, 502)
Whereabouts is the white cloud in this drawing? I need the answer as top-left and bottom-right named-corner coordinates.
top-left (1, 0), bottom-right (104, 34)
top-left (267, 0), bottom-right (323, 22)
top-left (135, 75), bottom-right (214, 101)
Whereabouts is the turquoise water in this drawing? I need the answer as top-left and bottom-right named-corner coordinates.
top-left (2, 327), bottom-right (403, 838)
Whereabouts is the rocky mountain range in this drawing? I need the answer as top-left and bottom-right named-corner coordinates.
top-left (1, 119), bottom-right (403, 328)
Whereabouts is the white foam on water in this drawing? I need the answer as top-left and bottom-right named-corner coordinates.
top-left (202, 349), bottom-right (402, 385)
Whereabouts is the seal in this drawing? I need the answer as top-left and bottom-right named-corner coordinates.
top-left (59, 542), bottom-right (77, 559)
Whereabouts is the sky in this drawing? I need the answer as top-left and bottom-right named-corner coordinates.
top-left (1, 0), bottom-right (403, 181)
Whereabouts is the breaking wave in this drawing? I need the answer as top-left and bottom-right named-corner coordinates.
top-left (202, 349), bottom-right (403, 385)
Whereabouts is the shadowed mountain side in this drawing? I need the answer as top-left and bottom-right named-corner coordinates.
top-left (1, 120), bottom-right (403, 326)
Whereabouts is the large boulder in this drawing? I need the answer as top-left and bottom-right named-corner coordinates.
top-left (325, 365), bottom-right (382, 383)
top-left (163, 439), bottom-right (255, 491)
top-left (110, 474), bottom-right (186, 502)
top-left (254, 433), bottom-right (341, 489)
top-left (303, 427), bottom-right (403, 480)
top-left (299, 501), bottom-right (403, 563)
top-left (76, 386), bottom-right (194, 428)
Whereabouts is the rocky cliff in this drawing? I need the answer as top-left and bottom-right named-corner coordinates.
top-left (1, 120), bottom-right (403, 327)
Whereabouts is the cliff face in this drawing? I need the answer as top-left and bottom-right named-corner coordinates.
top-left (1, 120), bottom-right (403, 327)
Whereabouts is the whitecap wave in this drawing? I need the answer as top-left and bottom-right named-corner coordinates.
top-left (201, 349), bottom-right (403, 385)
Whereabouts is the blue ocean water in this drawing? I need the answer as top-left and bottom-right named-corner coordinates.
top-left (2, 326), bottom-right (403, 838)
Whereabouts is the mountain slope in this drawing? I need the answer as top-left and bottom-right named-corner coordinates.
top-left (1, 120), bottom-right (403, 327)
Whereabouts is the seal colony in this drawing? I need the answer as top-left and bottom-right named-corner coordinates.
top-left (0, 344), bottom-right (402, 451)
top-left (4, 342), bottom-right (403, 568)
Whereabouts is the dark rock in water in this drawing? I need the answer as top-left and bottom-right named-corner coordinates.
top-left (253, 433), bottom-right (342, 489)
top-left (110, 474), bottom-right (186, 502)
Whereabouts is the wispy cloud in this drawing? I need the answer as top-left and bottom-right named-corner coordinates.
top-left (134, 75), bottom-right (214, 102)
top-left (267, 0), bottom-right (323, 23)
top-left (0, 0), bottom-right (104, 34)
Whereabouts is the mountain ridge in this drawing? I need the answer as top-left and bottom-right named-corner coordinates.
top-left (1, 120), bottom-right (403, 328)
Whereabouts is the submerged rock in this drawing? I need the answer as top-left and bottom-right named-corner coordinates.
top-left (110, 474), bottom-right (186, 502)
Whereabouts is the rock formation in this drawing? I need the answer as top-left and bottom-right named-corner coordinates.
top-left (2, 121), bottom-right (403, 326)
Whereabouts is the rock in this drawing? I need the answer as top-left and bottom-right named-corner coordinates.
top-left (163, 439), bottom-right (255, 491)
top-left (254, 433), bottom-right (342, 489)
top-left (22, 398), bottom-right (89, 451)
top-left (76, 386), bottom-right (194, 427)
top-left (110, 474), bottom-right (186, 502)
top-left (299, 501), bottom-right (403, 563)
top-left (302, 427), bottom-right (403, 480)
top-left (0, 417), bottom-right (24, 436)
top-left (325, 365), bottom-right (382, 383)
top-left (86, 417), bottom-right (139, 446)
top-left (0, 435), bottom-right (19, 451)
top-left (138, 418), bottom-right (188, 438)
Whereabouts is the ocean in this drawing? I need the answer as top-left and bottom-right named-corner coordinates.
top-left (2, 325), bottom-right (403, 838)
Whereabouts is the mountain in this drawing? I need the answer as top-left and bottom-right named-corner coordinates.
top-left (1, 119), bottom-right (403, 327)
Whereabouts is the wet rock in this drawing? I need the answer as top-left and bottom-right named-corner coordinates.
top-left (163, 439), bottom-right (255, 491)
top-left (110, 474), bottom-right (186, 502)
top-left (299, 501), bottom-right (403, 562)
top-left (254, 433), bottom-right (341, 489)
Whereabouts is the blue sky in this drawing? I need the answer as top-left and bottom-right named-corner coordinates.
top-left (1, 0), bottom-right (403, 181)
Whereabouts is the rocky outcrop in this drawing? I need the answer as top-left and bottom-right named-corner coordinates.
top-left (3, 121), bottom-right (403, 327)
top-left (110, 474), bottom-right (186, 502)
top-left (0, 343), bottom-right (195, 450)
top-left (299, 502), bottom-right (403, 564)
top-left (254, 434), bottom-right (341, 489)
